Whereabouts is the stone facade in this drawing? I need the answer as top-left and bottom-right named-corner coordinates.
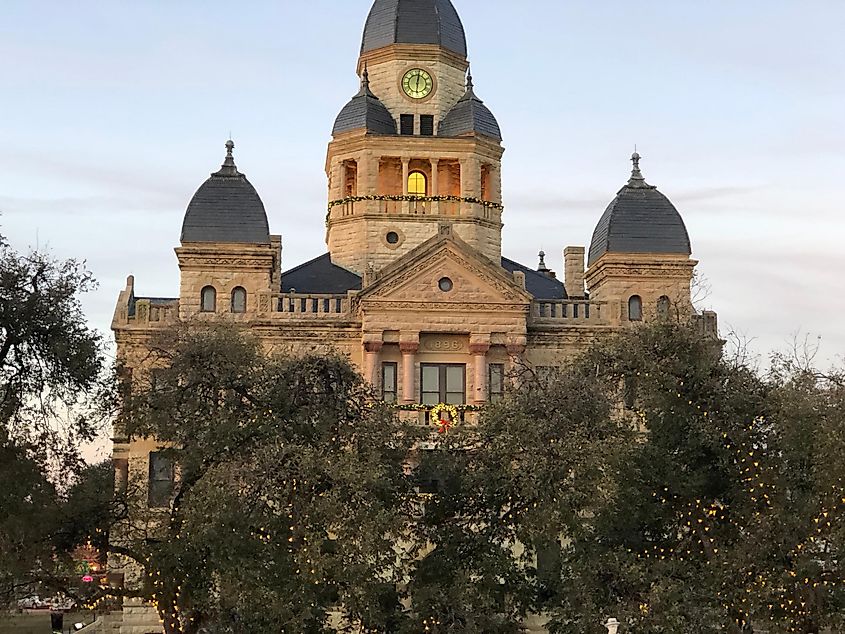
top-left (107, 1), bottom-right (718, 631)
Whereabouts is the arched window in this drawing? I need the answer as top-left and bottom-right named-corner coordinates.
top-left (628, 295), bottom-right (643, 322)
top-left (408, 171), bottom-right (427, 197)
top-left (200, 286), bottom-right (217, 313)
top-left (231, 287), bottom-right (247, 313)
top-left (657, 295), bottom-right (671, 320)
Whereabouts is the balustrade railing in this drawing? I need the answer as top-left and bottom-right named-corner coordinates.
top-left (328, 196), bottom-right (503, 220)
top-left (270, 292), bottom-right (354, 316)
top-left (530, 299), bottom-right (606, 323)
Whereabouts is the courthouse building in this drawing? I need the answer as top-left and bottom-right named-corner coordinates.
top-left (109, 0), bottom-right (717, 630)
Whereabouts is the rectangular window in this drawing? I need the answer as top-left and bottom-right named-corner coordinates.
top-left (382, 362), bottom-right (398, 403)
top-left (419, 115), bottom-right (434, 136)
top-left (148, 452), bottom-right (174, 508)
top-left (400, 114), bottom-right (414, 135)
top-left (489, 363), bottom-right (505, 403)
top-left (420, 364), bottom-right (466, 406)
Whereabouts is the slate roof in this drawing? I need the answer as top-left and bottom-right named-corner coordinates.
top-left (501, 257), bottom-right (568, 300)
top-left (361, 0), bottom-right (468, 57)
top-left (588, 154), bottom-right (691, 266)
top-left (439, 74), bottom-right (502, 141)
top-left (281, 253), bottom-right (566, 300)
top-left (333, 70), bottom-right (397, 136)
top-left (281, 254), bottom-right (363, 294)
top-left (181, 141), bottom-right (270, 245)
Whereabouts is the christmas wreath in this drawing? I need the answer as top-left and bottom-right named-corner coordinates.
top-left (430, 403), bottom-right (460, 434)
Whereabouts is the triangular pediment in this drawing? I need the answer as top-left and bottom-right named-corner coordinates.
top-left (360, 231), bottom-right (532, 308)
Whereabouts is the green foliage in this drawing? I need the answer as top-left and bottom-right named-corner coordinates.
top-left (0, 239), bottom-right (104, 464)
top-left (0, 236), bottom-right (107, 605)
top-left (115, 325), bottom-right (420, 633)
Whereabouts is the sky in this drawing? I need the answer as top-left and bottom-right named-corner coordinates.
top-left (1, 1), bottom-right (844, 458)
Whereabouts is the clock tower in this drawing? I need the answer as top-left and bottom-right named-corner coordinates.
top-left (326, 0), bottom-right (505, 275)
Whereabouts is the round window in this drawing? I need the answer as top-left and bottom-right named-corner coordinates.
top-left (438, 277), bottom-right (454, 292)
top-left (386, 231), bottom-right (400, 245)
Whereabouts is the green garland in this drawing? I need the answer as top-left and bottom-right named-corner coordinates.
top-left (328, 194), bottom-right (504, 212)
top-left (391, 403), bottom-right (483, 413)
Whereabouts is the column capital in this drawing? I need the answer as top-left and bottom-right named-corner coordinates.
top-left (469, 342), bottom-right (490, 355)
top-left (363, 341), bottom-right (384, 354)
top-left (399, 342), bottom-right (419, 354)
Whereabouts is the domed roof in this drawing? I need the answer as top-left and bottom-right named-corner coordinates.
top-left (181, 141), bottom-right (271, 245)
top-left (439, 73), bottom-right (502, 141)
top-left (361, 0), bottom-right (467, 58)
top-left (332, 69), bottom-right (397, 136)
top-left (588, 154), bottom-right (691, 266)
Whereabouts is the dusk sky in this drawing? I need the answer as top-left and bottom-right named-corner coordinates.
top-left (2, 1), bottom-right (844, 460)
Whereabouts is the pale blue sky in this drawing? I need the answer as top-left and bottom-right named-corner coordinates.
top-left (2, 0), bottom-right (844, 388)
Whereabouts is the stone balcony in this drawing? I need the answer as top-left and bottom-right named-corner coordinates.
top-left (328, 195), bottom-right (503, 222)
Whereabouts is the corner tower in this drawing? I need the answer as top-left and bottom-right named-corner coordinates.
top-left (326, 0), bottom-right (505, 275)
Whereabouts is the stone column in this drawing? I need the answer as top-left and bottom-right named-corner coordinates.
top-left (363, 340), bottom-right (383, 387)
top-left (400, 341), bottom-right (419, 403)
top-left (401, 158), bottom-right (410, 196)
top-left (470, 342), bottom-right (490, 404)
top-left (460, 157), bottom-right (481, 199)
top-left (430, 158), bottom-right (440, 196)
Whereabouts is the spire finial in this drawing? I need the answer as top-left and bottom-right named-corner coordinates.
top-left (538, 250), bottom-right (550, 272)
top-left (466, 66), bottom-right (474, 90)
top-left (628, 150), bottom-right (647, 186)
top-left (216, 139), bottom-right (239, 176)
top-left (362, 63), bottom-right (370, 88)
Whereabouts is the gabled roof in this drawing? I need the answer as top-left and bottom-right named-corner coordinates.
top-left (361, 0), bottom-right (468, 58)
top-left (281, 254), bottom-right (362, 294)
top-left (279, 251), bottom-right (564, 301)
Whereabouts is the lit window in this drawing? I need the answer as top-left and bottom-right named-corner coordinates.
top-left (200, 286), bottom-right (217, 313)
top-left (628, 295), bottom-right (643, 321)
top-left (382, 362), bottom-right (398, 403)
top-left (408, 171), bottom-right (427, 197)
top-left (231, 287), bottom-right (247, 313)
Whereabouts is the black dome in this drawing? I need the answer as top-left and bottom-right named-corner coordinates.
top-left (439, 74), bottom-right (501, 141)
top-left (181, 141), bottom-right (270, 245)
top-left (333, 71), bottom-right (397, 136)
top-left (361, 0), bottom-right (467, 58)
top-left (588, 154), bottom-right (691, 266)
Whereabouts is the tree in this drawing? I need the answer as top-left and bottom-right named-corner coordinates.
top-left (106, 325), bottom-right (420, 634)
top-left (440, 323), bottom-right (844, 634)
top-left (0, 235), bottom-right (107, 604)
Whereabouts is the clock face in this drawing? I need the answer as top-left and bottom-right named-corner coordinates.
top-left (402, 68), bottom-right (434, 99)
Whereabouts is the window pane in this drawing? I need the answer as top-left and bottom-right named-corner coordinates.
top-left (231, 288), bottom-right (246, 313)
top-left (422, 366), bottom-right (439, 392)
top-left (629, 295), bottom-right (643, 321)
top-left (489, 364), bottom-right (504, 402)
top-left (446, 392), bottom-right (465, 405)
top-left (446, 366), bottom-right (464, 392)
top-left (201, 287), bottom-right (216, 312)
top-left (421, 391), bottom-right (440, 406)
top-left (408, 172), bottom-right (426, 196)
top-left (382, 363), bottom-right (397, 403)
top-left (148, 452), bottom-right (173, 508)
